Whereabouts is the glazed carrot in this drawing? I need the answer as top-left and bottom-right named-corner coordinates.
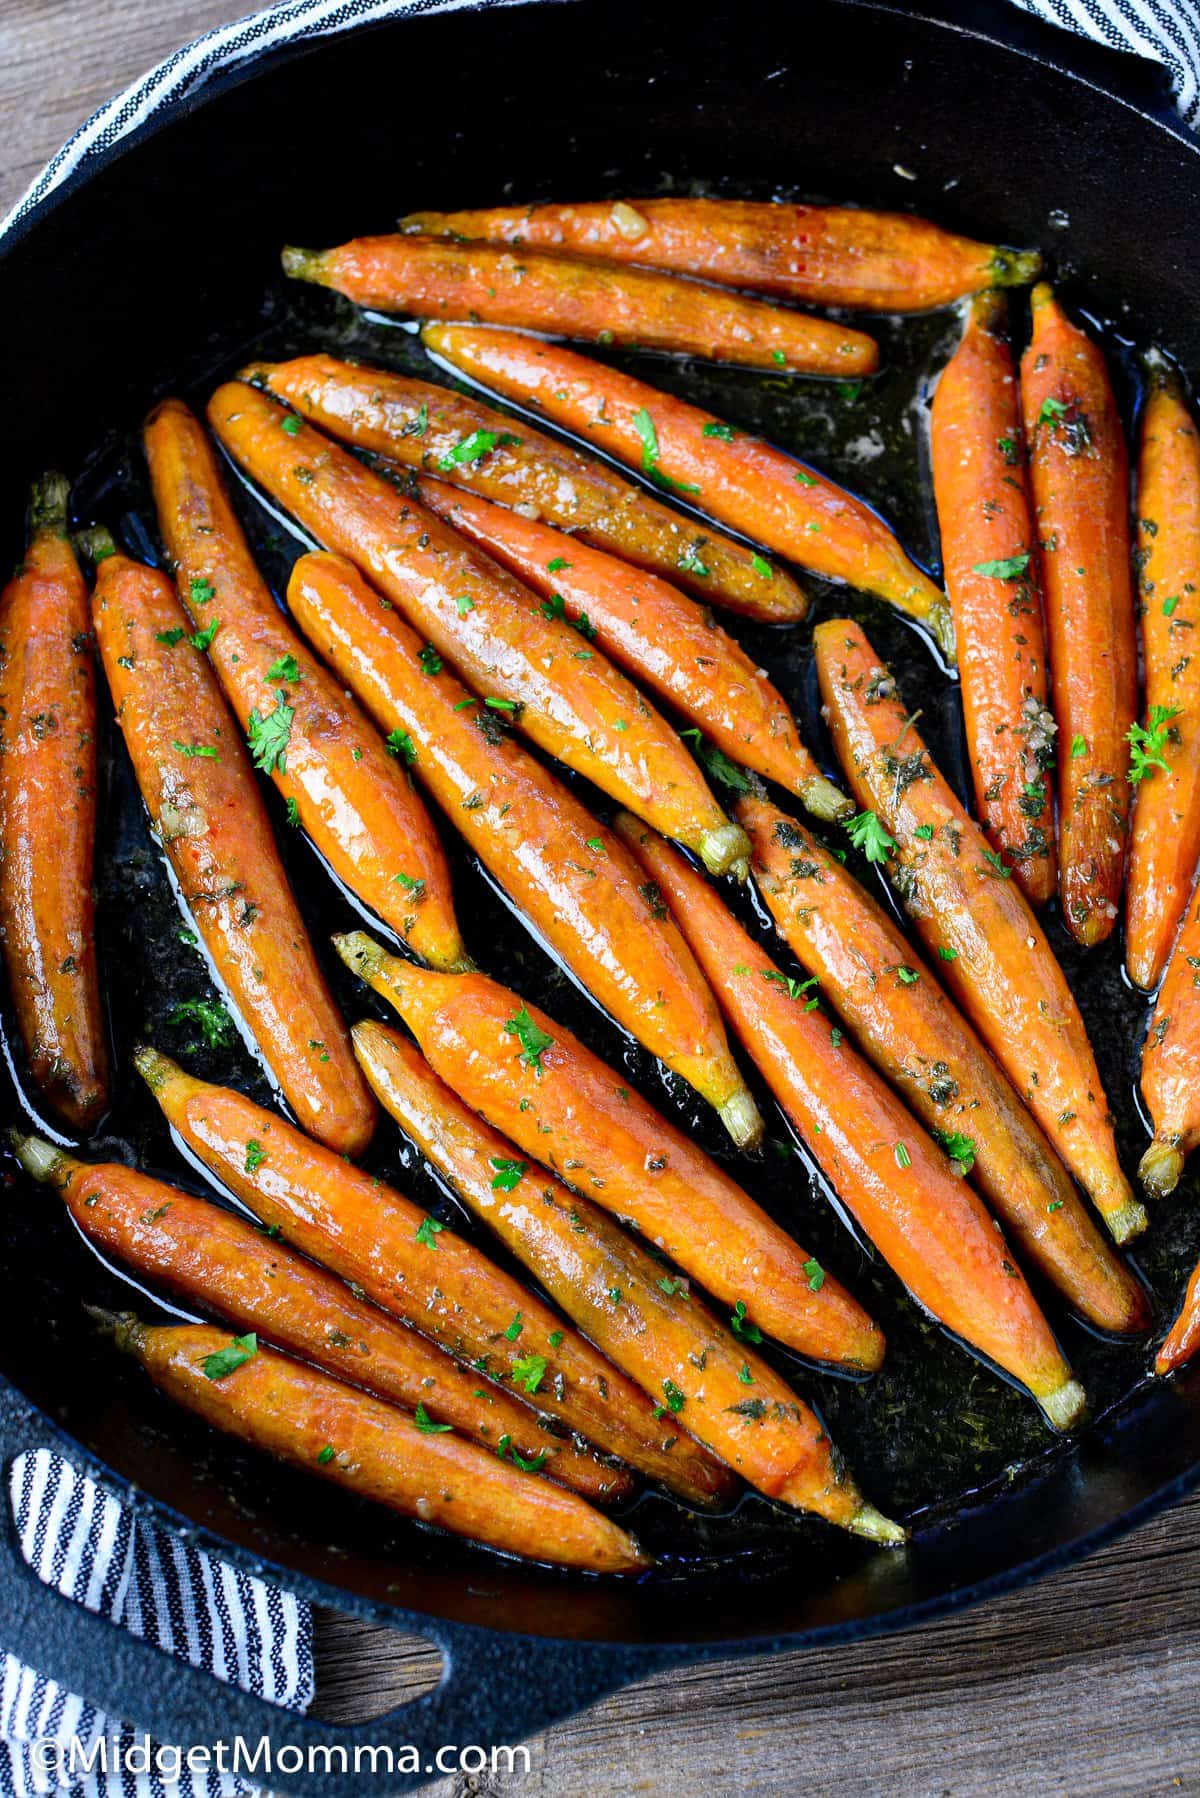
top-left (134, 1046), bottom-right (722, 1505)
top-left (209, 381), bottom-right (751, 880)
top-left (400, 198), bottom-right (1042, 313)
top-left (930, 291), bottom-right (1056, 903)
top-left (738, 795), bottom-right (1147, 1334)
top-left (1125, 353), bottom-right (1200, 990)
top-left (614, 813), bottom-right (1085, 1428)
top-left (8, 1135), bottom-right (621, 1502)
top-left (1157, 1248), bottom-right (1200, 1373)
top-left (288, 552), bottom-right (762, 1148)
top-left (1139, 877), bottom-right (1200, 1199)
top-left (1020, 284), bottom-right (1136, 947)
top-left (282, 234), bottom-right (879, 376)
top-left (249, 354), bottom-right (806, 623)
top-left (423, 326), bottom-right (953, 658)
top-left (102, 1315), bottom-right (649, 1573)
top-left (334, 931), bottom-right (883, 1373)
top-left (0, 475), bottom-right (108, 1130)
top-left (351, 1021), bottom-right (902, 1541)
top-left (92, 552), bottom-right (374, 1156)
top-left (143, 398), bottom-right (468, 972)
top-left (415, 477), bottom-right (849, 821)
top-left (815, 620), bottom-right (1144, 1245)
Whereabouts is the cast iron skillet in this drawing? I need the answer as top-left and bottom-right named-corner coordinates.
top-left (2, 0), bottom-right (1200, 1785)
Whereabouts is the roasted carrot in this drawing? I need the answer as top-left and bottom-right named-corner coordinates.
top-left (0, 474), bottom-right (108, 1130)
top-left (400, 198), bottom-right (1042, 313)
top-left (421, 326), bottom-right (954, 658)
top-left (134, 1046), bottom-right (724, 1505)
top-left (248, 353), bottom-right (807, 623)
top-left (1020, 284), bottom-right (1136, 946)
top-left (415, 477), bottom-right (849, 822)
top-left (208, 381), bottom-right (750, 880)
top-left (352, 1020), bottom-right (902, 1541)
top-left (613, 813), bottom-right (1085, 1429)
top-left (1157, 1250), bottom-right (1200, 1374)
top-left (1125, 353), bottom-right (1200, 990)
top-left (287, 551), bottom-right (762, 1148)
top-left (8, 1134), bottom-right (622, 1502)
top-left (738, 795), bottom-right (1147, 1334)
top-left (334, 930), bottom-right (883, 1373)
top-left (101, 1314), bottom-right (649, 1573)
top-left (930, 291), bottom-right (1056, 904)
top-left (282, 234), bottom-right (879, 376)
top-left (1139, 877), bottom-right (1200, 1199)
top-left (92, 552), bottom-right (374, 1155)
top-left (143, 398), bottom-right (468, 972)
top-left (815, 619), bottom-right (1144, 1245)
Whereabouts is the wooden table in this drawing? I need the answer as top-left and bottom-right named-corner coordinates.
top-left (3, 4), bottom-right (1199, 1790)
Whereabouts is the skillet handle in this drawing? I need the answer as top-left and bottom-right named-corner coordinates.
top-left (901, 0), bottom-right (1190, 134)
top-left (0, 1383), bottom-right (683, 1794)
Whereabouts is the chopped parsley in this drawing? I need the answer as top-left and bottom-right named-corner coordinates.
top-left (496, 1435), bottom-right (547, 1472)
top-left (202, 1333), bottom-right (257, 1381)
top-left (415, 1214), bottom-right (444, 1249)
top-left (438, 429), bottom-right (520, 470)
top-left (190, 578), bottom-right (215, 606)
top-left (247, 691), bottom-right (294, 774)
top-left (504, 1311), bottom-right (524, 1342)
top-left (172, 740), bottom-right (219, 759)
top-left (244, 1139), bottom-right (266, 1174)
top-left (1128, 705), bottom-right (1182, 782)
top-left (894, 1142), bottom-right (912, 1170)
top-left (1070, 735), bottom-right (1088, 759)
top-left (504, 1007), bottom-right (553, 1074)
top-left (972, 553), bottom-right (1030, 581)
top-left (702, 421), bottom-right (736, 441)
top-left (510, 1353), bottom-right (547, 1394)
top-left (414, 1404), bottom-right (452, 1434)
top-left (631, 407), bottom-right (699, 494)
top-left (730, 1300), bottom-right (762, 1343)
top-left (168, 997), bottom-right (234, 1048)
top-left (845, 809), bottom-right (897, 864)
top-left (489, 1157), bottom-right (527, 1192)
top-left (266, 652), bottom-right (300, 683)
top-left (419, 643), bottom-right (443, 675)
top-left (662, 1379), bottom-right (686, 1413)
top-left (385, 728), bottom-right (417, 765)
top-left (932, 1128), bottom-right (976, 1172)
top-left (803, 1258), bottom-right (825, 1292)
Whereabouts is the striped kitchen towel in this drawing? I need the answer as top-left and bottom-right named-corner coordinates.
top-left (1009, 0), bottom-right (1200, 125)
top-left (0, 1453), bottom-right (313, 1798)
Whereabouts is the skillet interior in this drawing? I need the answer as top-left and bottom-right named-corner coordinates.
top-left (3, 0), bottom-right (1200, 1652)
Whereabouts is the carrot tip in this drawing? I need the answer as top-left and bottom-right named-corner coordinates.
top-left (133, 1043), bottom-right (180, 1095)
top-left (1139, 1140), bottom-right (1185, 1201)
top-left (929, 598), bottom-right (957, 665)
top-left (86, 1305), bottom-right (142, 1352)
top-left (1039, 1377), bottom-right (1088, 1434)
top-left (1103, 1196), bottom-right (1150, 1244)
top-left (29, 471), bottom-right (70, 539)
top-left (717, 1085), bottom-right (764, 1152)
top-left (73, 526), bottom-right (118, 569)
top-left (7, 1131), bottom-right (66, 1185)
top-left (333, 929), bottom-right (387, 982)
top-left (989, 247), bottom-right (1043, 289)
top-left (281, 246), bottom-right (329, 286)
top-left (698, 821), bottom-right (753, 880)
top-left (800, 773), bottom-right (854, 825)
top-left (847, 1502), bottom-right (908, 1547)
top-left (1154, 1348), bottom-right (1181, 1377)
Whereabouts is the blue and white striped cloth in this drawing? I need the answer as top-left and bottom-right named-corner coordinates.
top-left (1, 0), bottom-right (1198, 1793)
top-left (2, 1454), bottom-right (312, 1797)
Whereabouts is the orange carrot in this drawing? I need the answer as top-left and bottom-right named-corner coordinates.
top-left (421, 325), bottom-right (954, 658)
top-left (134, 1045), bottom-right (724, 1505)
top-left (208, 381), bottom-right (751, 879)
top-left (143, 397), bottom-right (469, 972)
top-left (613, 812), bottom-right (1085, 1429)
top-left (92, 552), bottom-right (374, 1156)
top-left (738, 794), bottom-right (1147, 1334)
top-left (1157, 1248), bottom-right (1200, 1373)
top-left (351, 1020), bottom-right (903, 1542)
top-left (1020, 284), bottom-right (1136, 946)
top-left (334, 930), bottom-right (883, 1373)
top-left (930, 291), bottom-right (1056, 903)
top-left (415, 476), bottom-right (849, 821)
top-left (815, 619), bottom-right (1144, 1245)
top-left (0, 475), bottom-right (108, 1130)
top-left (287, 551), bottom-right (762, 1148)
top-left (282, 234), bottom-right (878, 376)
top-left (9, 1134), bottom-right (622, 1502)
top-left (400, 198), bottom-right (1042, 313)
top-left (102, 1314), bottom-right (649, 1573)
top-left (1125, 353), bottom-right (1200, 990)
top-left (247, 354), bottom-right (807, 622)
top-left (1139, 876), bottom-right (1200, 1199)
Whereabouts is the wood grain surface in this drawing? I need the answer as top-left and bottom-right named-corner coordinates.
top-left (3, 4), bottom-right (1199, 1793)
